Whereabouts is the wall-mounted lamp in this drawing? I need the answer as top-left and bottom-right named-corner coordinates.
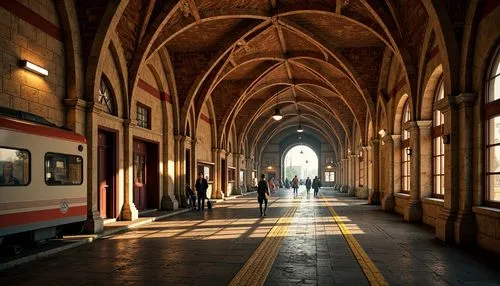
top-left (326, 165), bottom-right (332, 169)
top-left (378, 129), bottom-right (386, 138)
top-left (20, 60), bottom-right (48, 76)
top-left (267, 166), bottom-right (273, 169)
top-left (407, 148), bottom-right (412, 156)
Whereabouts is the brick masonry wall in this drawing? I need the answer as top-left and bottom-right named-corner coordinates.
top-left (196, 102), bottom-right (213, 162)
top-left (0, 1), bottom-right (65, 126)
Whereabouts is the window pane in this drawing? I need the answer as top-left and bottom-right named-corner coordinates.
top-left (488, 174), bottom-right (500, 202)
top-left (489, 76), bottom-right (500, 103)
top-left (0, 147), bottom-right (30, 186)
top-left (45, 153), bottom-right (83, 185)
top-left (488, 146), bottom-right (500, 173)
top-left (488, 117), bottom-right (500, 145)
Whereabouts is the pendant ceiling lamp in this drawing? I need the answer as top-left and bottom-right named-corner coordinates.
top-left (297, 113), bottom-right (303, 132)
top-left (272, 85), bottom-right (282, 121)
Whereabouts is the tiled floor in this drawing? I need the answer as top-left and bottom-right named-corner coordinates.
top-left (1, 188), bottom-right (500, 285)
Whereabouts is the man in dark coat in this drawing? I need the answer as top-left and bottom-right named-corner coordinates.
top-left (305, 177), bottom-right (312, 194)
top-left (257, 174), bottom-right (270, 217)
top-left (312, 176), bottom-right (321, 197)
top-left (195, 172), bottom-right (208, 210)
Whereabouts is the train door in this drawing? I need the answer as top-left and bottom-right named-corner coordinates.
top-left (133, 139), bottom-right (159, 211)
top-left (98, 130), bottom-right (116, 218)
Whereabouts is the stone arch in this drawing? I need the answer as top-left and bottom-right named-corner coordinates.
top-left (421, 65), bottom-right (443, 120)
top-left (394, 94), bottom-right (410, 135)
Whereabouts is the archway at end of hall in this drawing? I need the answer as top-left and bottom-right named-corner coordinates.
top-left (282, 145), bottom-right (319, 185)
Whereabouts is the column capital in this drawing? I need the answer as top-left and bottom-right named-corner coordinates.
top-left (416, 120), bottom-right (433, 129)
top-left (436, 95), bottom-right (457, 113)
top-left (455, 93), bottom-right (476, 107)
top-left (64, 98), bottom-right (88, 110)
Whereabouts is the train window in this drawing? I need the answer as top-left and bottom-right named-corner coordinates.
top-left (45, 153), bottom-right (83, 185)
top-left (0, 147), bottom-right (30, 186)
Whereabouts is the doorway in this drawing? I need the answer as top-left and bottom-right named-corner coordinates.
top-left (221, 159), bottom-right (227, 196)
top-left (133, 139), bottom-right (159, 211)
top-left (185, 149), bottom-right (191, 186)
top-left (98, 130), bottom-right (116, 219)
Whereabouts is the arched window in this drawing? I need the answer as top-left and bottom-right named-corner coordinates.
top-left (98, 77), bottom-right (116, 115)
top-left (433, 79), bottom-right (445, 197)
top-left (485, 46), bottom-right (500, 206)
top-left (359, 149), bottom-right (364, 187)
top-left (401, 101), bottom-right (411, 193)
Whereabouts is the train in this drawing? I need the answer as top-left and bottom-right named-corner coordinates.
top-left (0, 107), bottom-right (87, 246)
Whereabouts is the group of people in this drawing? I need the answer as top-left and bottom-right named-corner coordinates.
top-left (185, 172), bottom-right (209, 211)
top-left (305, 176), bottom-right (322, 196)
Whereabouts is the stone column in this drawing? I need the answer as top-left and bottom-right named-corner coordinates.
top-left (83, 103), bottom-right (103, 233)
top-left (213, 148), bottom-right (226, 199)
top-left (235, 153), bottom-right (243, 194)
top-left (404, 122), bottom-right (422, 222)
top-left (368, 139), bottom-right (380, 204)
top-left (121, 119), bottom-right (138, 221)
top-left (454, 93), bottom-right (477, 244)
top-left (381, 135), bottom-right (397, 211)
top-left (246, 157), bottom-right (253, 189)
top-left (160, 129), bottom-right (178, 211)
top-left (418, 121), bottom-right (433, 200)
top-left (348, 154), bottom-right (357, 196)
top-left (64, 98), bottom-right (87, 135)
top-left (435, 96), bottom-right (459, 241)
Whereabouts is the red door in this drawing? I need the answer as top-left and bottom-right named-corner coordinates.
top-left (133, 140), bottom-right (148, 211)
top-left (98, 131), bottom-right (115, 218)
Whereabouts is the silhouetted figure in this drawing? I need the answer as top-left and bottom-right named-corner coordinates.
top-left (195, 172), bottom-right (208, 211)
top-left (257, 174), bottom-right (270, 217)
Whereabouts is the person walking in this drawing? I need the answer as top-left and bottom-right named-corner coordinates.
top-left (185, 184), bottom-right (196, 210)
top-left (312, 176), bottom-right (321, 197)
top-left (292, 175), bottom-right (299, 196)
top-left (257, 174), bottom-right (270, 217)
top-left (305, 177), bottom-right (312, 194)
top-left (268, 177), bottom-right (275, 193)
top-left (195, 172), bottom-right (208, 210)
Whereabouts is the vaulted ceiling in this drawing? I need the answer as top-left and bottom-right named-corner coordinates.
top-left (77, 0), bottom-right (435, 160)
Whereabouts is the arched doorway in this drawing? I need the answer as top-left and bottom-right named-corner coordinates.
top-left (282, 145), bottom-right (319, 183)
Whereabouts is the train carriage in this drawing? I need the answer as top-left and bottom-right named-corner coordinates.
top-left (0, 108), bottom-right (87, 243)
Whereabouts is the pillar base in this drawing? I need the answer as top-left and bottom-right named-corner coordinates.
top-left (161, 194), bottom-right (178, 211)
top-left (347, 186), bottom-right (356, 196)
top-left (121, 202), bottom-right (139, 221)
top-left (214, 189), bottom-right (224, 199)
top-left (454, 211), bottom-right (476, 245)
top-left (404, 202), bottom-right (422, 222)
top-left (381, 194), bottom-right (394, 211)
top-left (83, 210), bottom-right (103, 233)
top-left (368, 189), bottom-right (380, 205)
top-left (435, 208), bottom-right (457, 242)
top-left (340, 185), bottom-right (349, 193)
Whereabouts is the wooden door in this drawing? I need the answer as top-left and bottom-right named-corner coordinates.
top-left (98, 131), bottom-right (115, 218)
top-left (133, 140), bottom-right (147, 211)
top-left (221, 159), bottom-right (227, 195)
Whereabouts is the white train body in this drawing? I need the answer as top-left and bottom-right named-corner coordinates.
top-left (0, 115), bottom-right (87, 238)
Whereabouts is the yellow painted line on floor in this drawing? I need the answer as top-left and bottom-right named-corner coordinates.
top-left (322, 197), bottom-right (389, 286)
top-left (229, 206), bottom-right (297, 286)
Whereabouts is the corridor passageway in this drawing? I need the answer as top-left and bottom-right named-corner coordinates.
top-left (2, 188), bottom-right (499, 285)
top-left (1, 0), bottom-right (500, 284)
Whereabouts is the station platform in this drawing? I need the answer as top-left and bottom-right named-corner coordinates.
top-left (1, 188), bottom-right (500, 285)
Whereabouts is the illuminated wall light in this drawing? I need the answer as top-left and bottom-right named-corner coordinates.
top-left (20, 60), bottom-right (48, 76)
top-left (378, 129), bottom-right (386, 138)
top-left (326, 165), bottom-right (332, 169)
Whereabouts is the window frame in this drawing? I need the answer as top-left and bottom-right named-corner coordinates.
top-left (401, 101), bottom-right (411, 194)
top-left (432, 79), bottom-right (445, 198)
top-left (484, 45), bottom-right (500, 208)
top-left (325, 171), bottom-right (335, 182)
top-left (0, 146), bottom-right (31, 187)
top-left (44, 152), bottom-right (84, 186)
top-left (359, 150), bottom-right (364, 187)
top-left (98, 77), bottom-right (116, 115)
top-left (136, 103), bottom-right (151, 130)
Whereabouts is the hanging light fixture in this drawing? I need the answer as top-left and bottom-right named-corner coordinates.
top-left (300, 149), bottom-right (304, 154)
top-left (272, 85), bottom-right (282, 121)
top-left (297, 112), bottom-right (303, 132)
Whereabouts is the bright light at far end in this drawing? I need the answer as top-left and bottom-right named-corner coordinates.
top-left (21, 60), bottom-right (48, 76)
top-left (327, 165), bottom-right (332, 169)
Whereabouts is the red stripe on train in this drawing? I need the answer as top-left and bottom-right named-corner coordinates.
top-left (0, 205), bottom-right (87, 228)
top-left (0, 117), bottom-right (87, 143)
